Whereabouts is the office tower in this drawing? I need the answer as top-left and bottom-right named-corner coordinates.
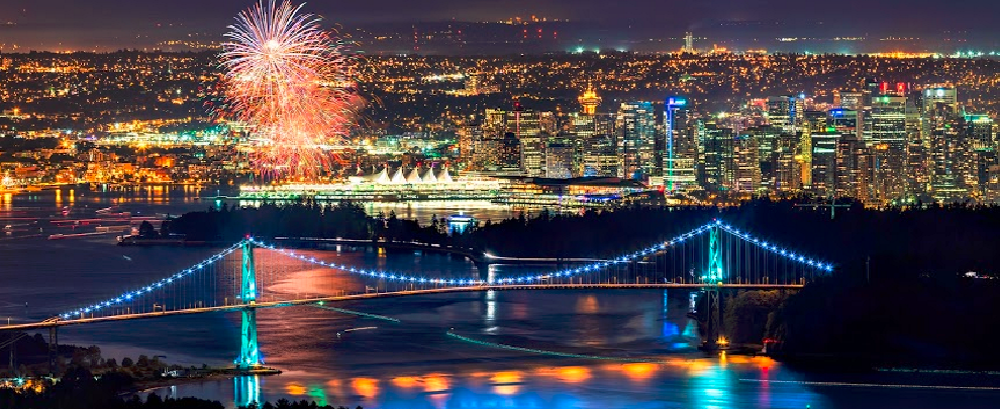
top-left (498, 132), bottom-right (522, 172)
top-left (965, 114), bottom-right (995, 151)
top-left (905, 96), bottom-right (928, 198)
top-left (470, 109), bottom-right (508, 171)
top-left (582, 133), bottom-right (618, 177)
top-left (798, 110), bottom-right (828, 187)
top-left (502, 103), bottom-right (552, 176)
top-left (520, 130), bottom-right (548, 177)
top-left (733, 135), bottom-right (762, 194)
top-left (744, 125), bottom-right (783, 190)
top-left (834, 90), bottom-right (866, 110)
top-left (810, 132), bottom-right (842, 197)
top-left (545, 138), bottom-right (575, 178)
top-left (829, 109), bottom-right (858, 134)
top-left (868, 95), bottom-right (908, 201)
top-left (684, 32), bottom-right (694, 53)
top-left (617, 101), bottom-right (658, 179)
top-left (699, 123), bottom-right (735, 192)
top-left (772, 133), bottom-right (802, 194)
top-left (836, 133), bottom-right (868, 200)
top-left (664, 96), bottom-right (695, 192)
top-left (767, 96), bottom-right (799, 133)
top-left (965, 114), bottom-right (995, 200)
top-left (922, 88), bottom-right (959, 116)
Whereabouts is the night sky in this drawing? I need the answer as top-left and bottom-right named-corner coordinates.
top-left (1, 0), bottom-right (999, 51)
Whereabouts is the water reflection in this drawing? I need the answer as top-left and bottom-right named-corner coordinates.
top-left (234, 376), bottom-right (260, 408)
top-left (243, 357), bottom-right (796, 409)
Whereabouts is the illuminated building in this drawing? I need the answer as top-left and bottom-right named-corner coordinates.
top-left (836, 133), bottom-right (868, 199)
top-left (834, 90), bottom-right (867, 111)
top-left (545, 141), bottom-right (574, 178)
top-left (766, 96), bottom-right (799, 133)
top-left (733, 135), bottom-right (762, 194)
top-left (744, 125), bottom-right (783, 192)
top-left (699, 122), bottom-right (735, 192)
top-left (582, 132), bottom-right (619, 177)
top-left (867, 95), bottom-right (908, 201)
top-left (684, 32), bottom-right (695, 53)
top-left (499, 132), bottom-right (522, 173)
top-left (922, 88), bottom-right (959, 116)
top-left (617, 101), bottom-right (658, 179)
top-left (510, 106), bottom-right (554, 177)
top-left (810, 132), bottom-right (842, 197)
top-left (578, 84), bottom-right (602, 116)
top-left (663, 96), bottom-right (696, 192)
top-left (772, 133), bottom-right (803, 194)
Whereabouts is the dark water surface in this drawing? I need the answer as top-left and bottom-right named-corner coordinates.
top-left (1, 190), bottom-right (999, 408)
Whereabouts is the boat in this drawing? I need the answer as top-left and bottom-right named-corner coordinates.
top-left (96, 207), bottom-right (131, 218)
top-left (447, 214), bottom-right (475, 224)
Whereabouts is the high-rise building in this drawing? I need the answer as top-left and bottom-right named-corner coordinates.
top-left (744, 125), bottom-right (784, 190)
top-left (664, 96), bottom-right (695, 192)
top-left (867, 95), bottom-right (908, 201)
top-left (545, 139), bottom-right (575, 178)
top-left (617, 101), bottom-right (658, 179)
top-left (836, 133), bottom-right (868, 200)
top-left (733, 135), bottom-right (762, 194)
top-left (684, 32), bottom-right (694, 53)
top-left (810, 132), bottom-right (842, 197)
top-left (905, 95), bottom-right (928, 198)
top-left (582, 133), bottom-right (618, 177)
top-left (965, 114), bottom-right (995, 200)
top-left (766, 96), bottom-right (799, 133)
top-left (834, 90), bottom-right (867, 110)
top-left (922, 88), bottom-right (959, 116)
top-left (965, 114), bottom-right (995, 151)
top-left (699, 123), bottom-right (735, 192)
top-left (498, 132), bottom-right (522, 172)
top-left (504, 104), bottom-right (553, 176)
top-left (772, 133), bottom-right (802, 194)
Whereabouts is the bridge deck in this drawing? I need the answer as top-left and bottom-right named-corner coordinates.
top-left (0, 284), bottom-right (802, 331)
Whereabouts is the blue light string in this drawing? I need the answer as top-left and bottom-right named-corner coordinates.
top-left (249, 221), bottom-right (725, 286)
top-left (56, 219), bottom-right (833, 321)
top-left (715, 220), bottom-right (834, 272)
top-left (59, 243), bottom-right (243, 319)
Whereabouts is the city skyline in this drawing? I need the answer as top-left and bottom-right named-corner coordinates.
top-left (4, 0), bottom-right (1000, 52)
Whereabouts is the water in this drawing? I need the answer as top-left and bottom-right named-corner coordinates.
top-left (1, 189), bottom-right (1000, 408)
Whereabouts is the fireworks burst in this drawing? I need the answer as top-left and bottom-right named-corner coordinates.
top-left (221, 0), bottom-right (358, 179)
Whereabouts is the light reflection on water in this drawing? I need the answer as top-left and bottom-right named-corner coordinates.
top-left (3, 197), bottom-right (1000, 408)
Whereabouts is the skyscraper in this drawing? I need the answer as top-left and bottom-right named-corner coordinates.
top-left (810, 132), bottom-right (842, 197)
top-left (664, 96), bottom-right (695, 192)
top-left (767, 96), bottom-right (798, 133)
top-left (922, 88), bottom-right (959, 116)
top-left (617, 101), bottom-right (658, 179)
top-left (868, 95), bottom-right (908, 201)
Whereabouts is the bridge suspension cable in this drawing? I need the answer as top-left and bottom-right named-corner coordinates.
top-left (48, 219), bottom-right (834, 324)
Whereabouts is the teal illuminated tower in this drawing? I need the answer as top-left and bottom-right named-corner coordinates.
top-left (702, 223), bottom-right (724, 350)
top-left (236, 240), bottom-right (261, 369)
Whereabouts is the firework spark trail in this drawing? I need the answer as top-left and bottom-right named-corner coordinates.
top-left (221, 0), bottom-right (357, 178)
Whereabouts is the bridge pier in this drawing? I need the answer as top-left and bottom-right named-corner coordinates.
top-left (236, 240), bottom-right (262, 370)
top-left (701, 225), bottom-right (725, 351)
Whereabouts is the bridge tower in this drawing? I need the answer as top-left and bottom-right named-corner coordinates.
top-left (702, 224), bottom-right (724, 350)
top-left (236, 240), bottom-right (261, 370)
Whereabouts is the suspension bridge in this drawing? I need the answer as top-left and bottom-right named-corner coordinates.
top-left (0, 219), bottom-right (833, 373)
